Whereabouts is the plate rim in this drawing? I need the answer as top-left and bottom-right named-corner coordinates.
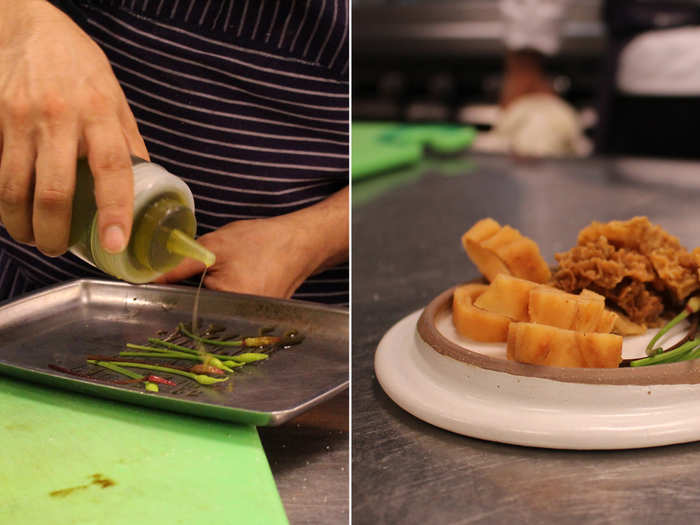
top-left (376, 310), bottom-right (700, 450)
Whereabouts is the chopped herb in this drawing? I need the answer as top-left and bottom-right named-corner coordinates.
top-left (89, 360), bottom-right (159, 392)
top-left (51, 322), bottom-right (303, 393)
top-left (87, 360), bottom-right (229, 385)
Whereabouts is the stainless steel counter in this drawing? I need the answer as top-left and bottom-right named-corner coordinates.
top-left (260, 383), bottom-right (348, 524)
top-left (352, 153), bottom-right (700, 524)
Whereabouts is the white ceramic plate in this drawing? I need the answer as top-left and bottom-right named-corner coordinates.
top-left (375, 310), bottom-right (700, 450)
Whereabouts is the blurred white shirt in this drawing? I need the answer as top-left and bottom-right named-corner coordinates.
top-left (500, 0), bottom-right (700, 95)
top-left (500, 0), bottom-right (570, 55)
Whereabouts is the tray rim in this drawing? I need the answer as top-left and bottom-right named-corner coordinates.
top-left (0, 278), bottom-right (349, 426)
top-left (0, 277), bottom-right (350, 314)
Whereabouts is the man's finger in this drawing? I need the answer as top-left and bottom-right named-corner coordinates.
top-left (32, 124), bottom-right (79, 256)
top-left (153, 257), bottom-right (207, 284)
top-left (83, 117), bottom-right (133, 254)
top-left (0, 129), bottom-right (36, 245)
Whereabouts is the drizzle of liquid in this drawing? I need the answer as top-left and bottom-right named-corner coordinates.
top-left (164, 230), bottom-right (215, 362)
top-left (192, 268), bottom-right (207, 334)
top-left (192, 267), bottom-right (208, 359)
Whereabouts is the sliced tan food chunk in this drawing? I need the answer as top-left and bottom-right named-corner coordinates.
top-left (576, 330), bottom-right (624, 368)
top-left (528, 285), bottom-right (607, 332)
top-left (507, 321), bottom-right (577, 366)
top-left (473, 274), bottom-right (537, 322)
top-left (595, 309), bottom-right (618, 333)
top-left (452, 283), bottom-right (511, 342)
top-left (578, 288), bottom-right (633, 334)
top-left (507, 322), bottom-right (622, 368)
top-left (579, 289), bottom-right (605, 302)
top-left (480, 226), bottom-right (523, 255)
top-left (461, 218), bottom-right (551, 283)
top-left (576, 289), bottom-right (618, 332)
top-left (484, 229), bottom-right (551, 284)
top-left (462, 219), bottom-right (510, 282)
top-left (612, 312), bottom-right (647, 336)
top-left (528, 286), bottom-right (575, 329)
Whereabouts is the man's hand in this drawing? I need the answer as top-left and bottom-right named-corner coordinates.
top-left (0, 0), bottom-right (148, 256)
top-left (156, 187), bottom-right (349, 299)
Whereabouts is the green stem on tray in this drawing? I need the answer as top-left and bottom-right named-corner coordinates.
top-left (121, 350), bottom-right (201, 361)
top-left (222, 360), bottom-right (246, 368)
top-left (147, 338), bottom-right (200, 355)
top-left (90, 360), bottom-right (159, 392)
top-left (241, 336), bottom-right (280, 347)
top-left (87, 360), bottom-right (228, 385)
top-left (227, 352), bottom-right (269, 363)
top-left (179, 323), bottom-right (299, 349)
top-left (123, 345), bottom-right (233, 373)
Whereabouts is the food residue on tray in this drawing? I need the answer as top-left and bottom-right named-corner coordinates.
top-left (49, 323), bottom-right (305, 393)
top-left (453, 217), bottom-right (700, 369)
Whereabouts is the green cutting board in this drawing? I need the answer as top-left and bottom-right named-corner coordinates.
top-left (0, 376), bottom-right (287, 525)
top-left (352, 122), bottom-right (477, 180)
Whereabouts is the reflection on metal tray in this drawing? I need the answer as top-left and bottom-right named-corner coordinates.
top-left (0, 279), bottom-right (348, 426)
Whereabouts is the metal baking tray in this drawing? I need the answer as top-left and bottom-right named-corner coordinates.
top-left (0, 279), bottom-right (348, 426)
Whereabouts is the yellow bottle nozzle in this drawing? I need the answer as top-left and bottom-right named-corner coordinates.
top-left (166, 228), bottom-right (216, 268)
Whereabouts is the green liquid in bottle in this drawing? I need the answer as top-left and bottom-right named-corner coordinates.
top-left (166, 229), bottom-right (216, 268)
top-left (69, 158), bottom-right (215, 283)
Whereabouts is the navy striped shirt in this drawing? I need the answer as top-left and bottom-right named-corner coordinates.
top-left (0, 0), bottom-right (348, 306)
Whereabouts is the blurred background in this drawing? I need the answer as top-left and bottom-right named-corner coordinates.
top-left (353, 0), bottom-right (602, 155)
top-left (353, 0), bottom-right (700, 163)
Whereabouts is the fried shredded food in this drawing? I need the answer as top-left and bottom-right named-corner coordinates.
top-left (552, 217), bottom-right (700, 325)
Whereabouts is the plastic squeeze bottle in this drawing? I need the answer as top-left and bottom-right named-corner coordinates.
top-left (68, 157), bottom-right (215, 283)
